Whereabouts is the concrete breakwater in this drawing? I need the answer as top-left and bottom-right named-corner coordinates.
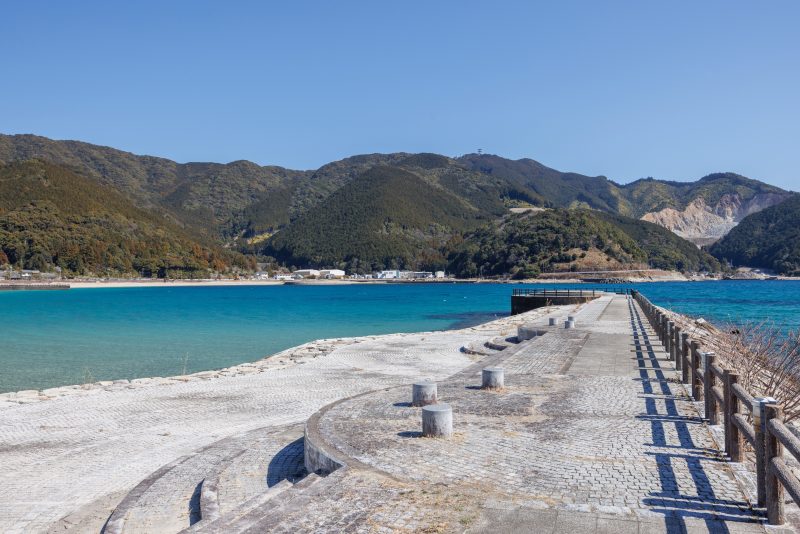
top-left (0, 306), bottom-right (557, 532)
top-left (0, 293), bottom-right (794, 533)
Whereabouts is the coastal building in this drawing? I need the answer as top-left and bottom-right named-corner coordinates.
top-left (377, 270), bottom-right (400, 279)
top-left (319, 269), bottom-right (346, 279)
top-left (273, 274), bottom-right (294, 281)
top-left (292, 269), bottom-right (320, 279)
top-left (435, 271), bottom-right (445, 278)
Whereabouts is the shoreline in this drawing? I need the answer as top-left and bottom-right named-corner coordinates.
top-left (3, 267), bottom-right (798, 291)
top-left (0, 275), bottom-right (716, 290)
top-left (0, 304), bottom-right (560, 405)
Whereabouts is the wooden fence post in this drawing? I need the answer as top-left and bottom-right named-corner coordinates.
top-left (691, 341), bottom-right (703, 401)
top-left (681, 333), bottom-right (690, 384)
top-left (723, 370), bottom-right (743, 460)
top-left (754, 396), bottom-right (777, 507)
top-left (674, 326), bottom-right (682, 371)
top-left (703, 352), bottom-right (718, 424)
top-left (665, 320), bottom-right (672, 355)
top-left (765, 404), bottom-right (785, 525)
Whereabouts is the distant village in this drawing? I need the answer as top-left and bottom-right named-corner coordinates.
top-left (263, 269), bottom-right (448, 281)
top-left (0, 266), bottom-right (450, 282)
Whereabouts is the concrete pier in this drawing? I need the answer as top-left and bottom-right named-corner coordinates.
top-left (0, 295), bottom-right (775, 534)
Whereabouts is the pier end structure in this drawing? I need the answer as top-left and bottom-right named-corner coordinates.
top-left (510, 288), bottom-right (629, 315)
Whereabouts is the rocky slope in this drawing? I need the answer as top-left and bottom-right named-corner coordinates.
top-left (641, 192), bottom-right (791, 246)
top-left (709, 194), bottom-right (800, 275)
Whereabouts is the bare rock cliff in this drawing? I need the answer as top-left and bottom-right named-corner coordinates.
top-left (641, 192), bottom-right (790, 246)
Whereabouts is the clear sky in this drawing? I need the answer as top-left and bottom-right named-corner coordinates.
top-left (1, 1), bottom-right (798, 189)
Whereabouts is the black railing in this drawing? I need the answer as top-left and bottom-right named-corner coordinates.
top-left (511, 287), bottom-right (631, 297)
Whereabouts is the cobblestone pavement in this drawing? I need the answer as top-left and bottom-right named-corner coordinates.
top-left (0, 308), bottom-right (557, 533)
top-left (307, 295), bottom-right (784, 533)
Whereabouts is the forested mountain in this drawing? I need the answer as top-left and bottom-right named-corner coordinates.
top-left (709, 195), bottom-right (800, 275)
top-left (0, 160), bottom-right (254, 276)
top-left (446, 209), bottom-right (721, 278)
top-left (261, 165), bottom-right (493, 272)
top-left (0, 134), bottom-right (319, 240)
top-left (0, 133), bottom-right (791, 276)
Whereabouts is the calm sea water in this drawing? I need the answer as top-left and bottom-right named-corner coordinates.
top-left (0, 281), bottom-right (797, 393)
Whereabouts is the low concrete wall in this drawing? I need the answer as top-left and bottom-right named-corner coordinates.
top-left (517, 325), bottom-right (547, 341)
top-left (511, 295), bottom-right (597, 315)
top-left (304, 402), bottom-right (347, 475)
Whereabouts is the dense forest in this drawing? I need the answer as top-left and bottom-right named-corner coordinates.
top-left (709, 195), bottom-right (800, 275)
top-left (446, 209), bottom-right (722, 278)
top-left (261, 165), bottom-right (491, 272)
top-left (0, 161), bottom-right (254, 276)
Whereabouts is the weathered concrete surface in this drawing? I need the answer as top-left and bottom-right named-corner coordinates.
top-left (298, 295), bottom-right (786, 533)
top-left (3, 295), bottom-right (792, 533)
top-left (0, 308), bottom-right (555, 533)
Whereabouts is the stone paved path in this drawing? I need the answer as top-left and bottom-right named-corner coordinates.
top-left (304, 295), bottom-right (783, 533)
top-left (0, 310), bottom-right (551, 533)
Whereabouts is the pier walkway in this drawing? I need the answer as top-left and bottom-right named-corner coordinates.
top-left (291, 294), bottom-right (777, 533)
top-left (0, 295), bottom-right (789, 533)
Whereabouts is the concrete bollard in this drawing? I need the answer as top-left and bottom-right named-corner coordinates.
top-left (565, 319), bottom-right (575, 329)
top-left (412, 381), bottom-right (438, 407)
top-left (549, 317), bottom-right (557, 326)
top-left (422, 404), bottom-right (452, 438)
top-left (568, 315), bottom-right (576, 322)
top-left (482, 367), bottom-right (505, 389)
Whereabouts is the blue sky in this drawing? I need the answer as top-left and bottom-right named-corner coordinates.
top-left (1, 1), bottom-right (798, 189)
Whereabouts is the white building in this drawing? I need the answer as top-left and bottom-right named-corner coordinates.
top-left (319, 269), bottom-right (346, 279)
top-left (292, 269), bottom-right (320, 279)
top-left (377, 270), bottom-right (400, 279)
top-left (435, 271), bottom-right (445, 278)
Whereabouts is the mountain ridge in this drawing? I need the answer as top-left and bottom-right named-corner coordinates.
top-left (0, 133), bottom-right (794, 276)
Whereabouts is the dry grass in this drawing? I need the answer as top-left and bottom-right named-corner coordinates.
top-left (665, 310), bottom-right (800, 423)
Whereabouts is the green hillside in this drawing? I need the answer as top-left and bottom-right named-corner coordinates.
top-left (458, 154), bottom-right (631, 214)
top-left (621, 173), bottom-right (787, 216)
top-left (447, 209), bottom-right (721, 278)
top-left (0, 134), bottom-right (789, 276)
top-left (0, 134), bottom-right (319, 239)
top-left (262, 165), bottom-right (491, 272)
top-left (459, 154), bottom-right (787, 218)
top-left (709, 195), bottom-right (800, 275)
top-left (0, 160), bottom-right (254, 276)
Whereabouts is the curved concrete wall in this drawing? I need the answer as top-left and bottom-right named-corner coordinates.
top-left (303, 403), bottom-right (346, 475)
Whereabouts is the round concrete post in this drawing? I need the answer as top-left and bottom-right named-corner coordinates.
top-left (422, 404), bottom-right (452, 438)
top-left (412, 381), bottom-right (438, 407)
top-left (482, 367), bottom-right (505, 389)
top-left (565, 319), bottom-right (575, 329)
top-left (549, 317), bottom-right (557, 326)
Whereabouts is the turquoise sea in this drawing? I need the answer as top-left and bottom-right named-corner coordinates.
top-left (0, 281), bottom-right (797, 393)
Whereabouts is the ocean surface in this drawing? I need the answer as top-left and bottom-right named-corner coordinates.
top-left (0, 281), bottom-right (797, 393)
